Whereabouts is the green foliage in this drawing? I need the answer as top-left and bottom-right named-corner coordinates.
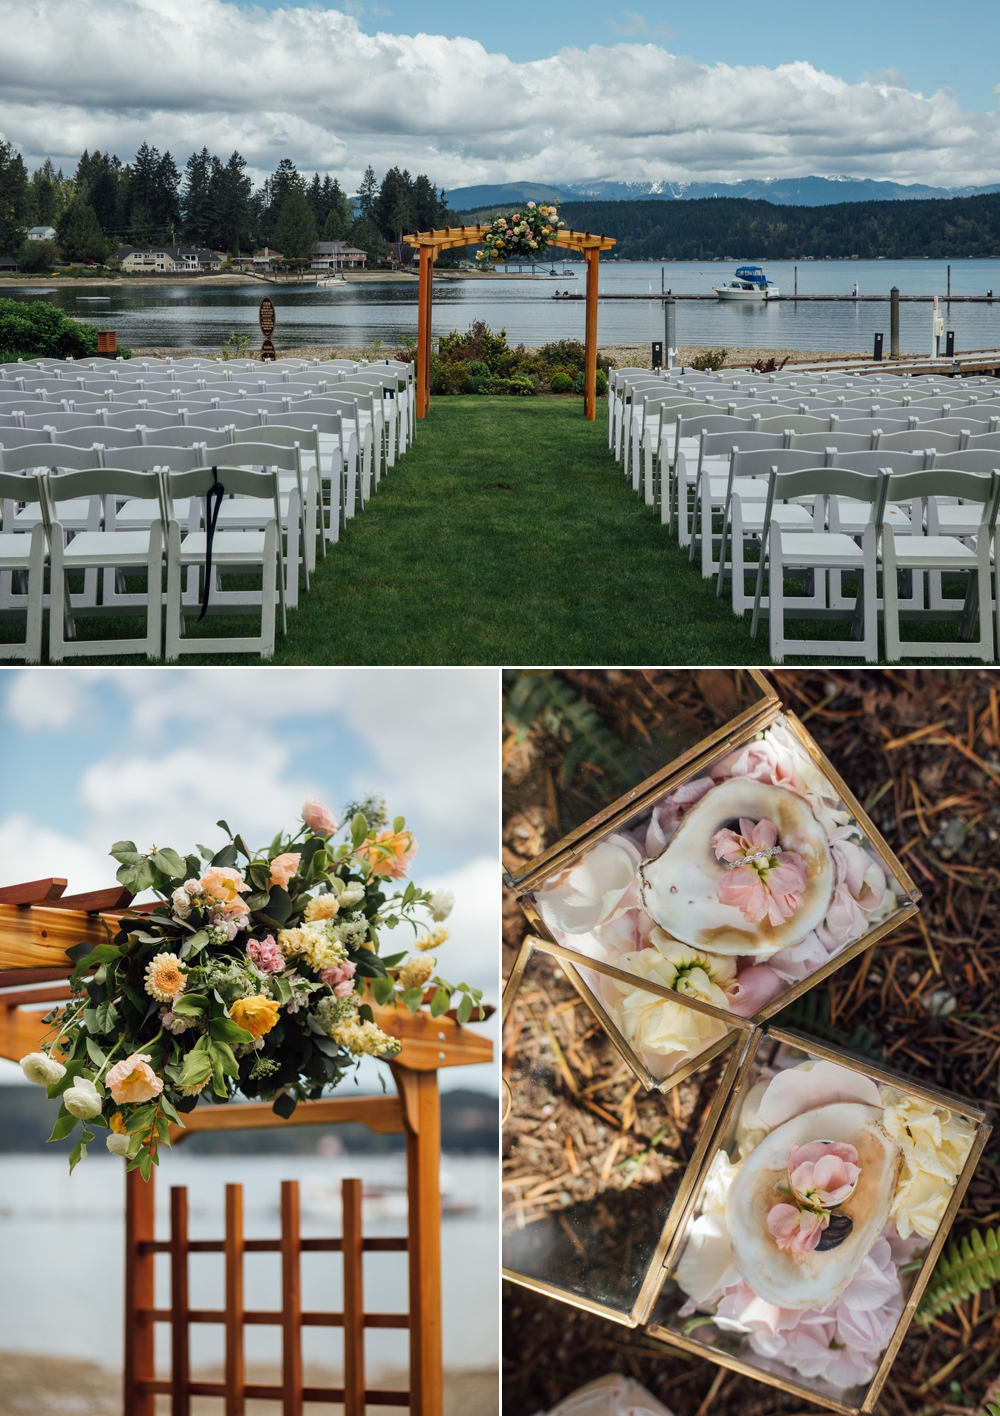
top-left (17, 239), bottom-right (60, 274)
top-left (558, 193), bottom-right (1000, 260)
top-left (0, 298), bottom-right (98, 362)
top-left (915, 1226), bottom-right (1000, 1324)
top-left (220, 330), bottom-right (252, 361)
top-left (504, 670), bottom-right (639, 789)
top-left (57, 201), bottom-right (111, 262)
top-left (689, 348), bottom-right (728, 372)
top-left (0, 139), bottom-right (30, 257)
top-left (271, 186), bottom-right (319, 261)
top-left (550, 371), bottom-right (573, 392)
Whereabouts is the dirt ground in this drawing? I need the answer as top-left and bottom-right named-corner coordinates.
top-left (503, 669), bottom-right (1000, 1416)
top-left (0, 1356), bottom-right (497, 1416)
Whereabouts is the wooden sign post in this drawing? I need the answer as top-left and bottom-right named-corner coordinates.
top-left (402, 224), bottom-right (615, 421)
top-left (259, 297), bottom-right (277, 361)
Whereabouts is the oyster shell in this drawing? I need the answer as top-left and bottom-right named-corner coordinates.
top-left (637, 777), bottom-right (834, 958)
top-left (726, 1102), bottom-right (901, 1309)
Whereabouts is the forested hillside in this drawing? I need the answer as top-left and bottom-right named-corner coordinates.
top-left (557, 193), bottom-right (1000, 260)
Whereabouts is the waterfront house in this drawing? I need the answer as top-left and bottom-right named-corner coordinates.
top-left (312, 240), bottom-right (367, 270)
top-left (115, 246), bottom-right (223, 273)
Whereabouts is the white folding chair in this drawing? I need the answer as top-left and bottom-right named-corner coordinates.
top-left (0, 470), bottom-right (46, 663)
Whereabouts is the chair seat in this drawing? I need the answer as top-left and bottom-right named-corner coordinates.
top-left (177, 530), bottom-right (270, 562)
top-left (888, 536), bottom-right (981, 569)
top-left (740, 505), bottom-right (814, 531)
top-left (61, 530), bottom-right (156, 566)
top-left (779, 532), bottom-right (866, 564)
top-left (117, 498), bottom-right (190, 524)
top-left (15, 500), bottom-right (92, 527)
top-left (0, 532), bottom-right (36, 567)
top-left (835, 506), bottom-right (911, 531)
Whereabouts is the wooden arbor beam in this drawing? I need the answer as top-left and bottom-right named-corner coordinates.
top-left (402, 224), bottom-right (616, 421)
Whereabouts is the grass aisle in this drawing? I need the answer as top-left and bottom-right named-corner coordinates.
top-left (34, 398), bottom-right (989, 665)
top-left (260, 397), bottom-right (767, 665)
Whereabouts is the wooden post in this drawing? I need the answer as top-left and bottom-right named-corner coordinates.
top-left (584, 248), bottom-right (599, 421)
top-left (281, 1180), bottom-right (303, 1416)
top-left (417, 246), bottom-right (432, 419)
top-left (424, 251), bottom-right (435, 417)
top-left (403, 1069), bottom-right (443, 1416)
top-left (124, 1169), bottom-right (156, 1416)
top-left (225, 1184), bottom-right (245, 1416)
top-left (342, 1178), bottom-right (366, 1416)
top-left (170, 1187), bottom-right (191, 1416)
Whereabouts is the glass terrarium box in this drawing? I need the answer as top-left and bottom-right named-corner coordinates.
top-left (645, 1027), bottom-right (990, 1415)
top-left (505, 670), bottom-right (919, 1093)
top-left (501, 935), bottom-right (751, 1327)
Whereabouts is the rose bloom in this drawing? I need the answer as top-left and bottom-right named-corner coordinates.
top-left (788, 1140), bottom-right (860, 1207)
top-left (248, 935), bottom-right (285, 973)
top-left (304, 894), bottom-right (340, 923)
top-left (107, 1133), bottom-right (131, 1156)
top-left (20, 1051), bottom-right (66, 1086)
top-left (320, 959), bottom-right (357, 997)
top-left (106, 1053), bottom-right (164, 1105)
top-left (357, 828), bottom-right (417, 879)
top-left (230, 995), bottom-right (281, 1039)
top-left (767, 1202), bottom-right (828, 1254)
top-left (302, 797), bottom-right (338, 835)
top-left (200, 866), bottom-right (250, 903)
top-left (712, 817), bottom-right (806, 927)
top-left (268, 852), bottom-right (301, 890)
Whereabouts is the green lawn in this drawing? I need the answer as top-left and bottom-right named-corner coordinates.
top-left (4, 398), bottom-right (992, 665)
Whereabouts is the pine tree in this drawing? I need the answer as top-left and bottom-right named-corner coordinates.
top-left (271, 185), bottom-right (317, 260)
top-left (357, 166), bottom-right (378, 220)
top-left (0, 140), bottom-right (30, 256)
top-left (261, 158), bottom-right (300, 243)
top-left (57, 201), bottom-right (109, 262)
top-left (211, 152), bottom-right (254, 255)
top-left (183, 149), bottom-right (213, 246)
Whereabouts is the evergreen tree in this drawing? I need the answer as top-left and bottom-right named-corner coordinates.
top-left (261, 158), bottom-right (301, 243)
top-left (57, 201), bottom-right (109, 262)
top-left (183, 149), bottom-right (213, 245)
top-left (210, 152), bottom-right (254, 254)
top-left (0, 140), bottom-right (30, 256)
top-left (307, 172), bottom-right (324, 226)
top-left (321, 178), bottom-right (353, 240)
top-left (357, 166), bottom-right (378, 220)
top-left (271, 185), bottom-right (317, 260)
top-left (156, 150), bottom-right (182, 235)
top-left (29, 158), bottom-right (65, 227)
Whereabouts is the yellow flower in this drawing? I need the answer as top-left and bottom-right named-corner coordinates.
top-left (230, 995), bottom-right (281, 1039)
top-left (398, 955), bottom-right (435, 990)
top-left (609, 930), bottom-right (735, 1055)
top-left (180, 1077), bottom-right (209, 1097)
top-left (109, 1111), bottom-right (127, 1135)
top-left (880, 1087), bottom-right (976, 1240)
top-left (304, 894), bottom-right (340, 923)
top-left (144, 952), bottom-right (186, 1002)
top-left (332, 1017), bottom-right (402, 1058)
top-left (415, 926), bottom-right (449, 952)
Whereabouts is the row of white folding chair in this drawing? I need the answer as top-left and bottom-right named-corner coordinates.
top-left (750, 468), bottom-right (1000, 663)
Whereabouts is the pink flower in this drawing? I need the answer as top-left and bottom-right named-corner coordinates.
top-left (106, 1052), bottom-right (164, 1105)
top-left (788, 1141), bottom-right (860, 1206)
top-left (248, 935), bottom-right (285, 973)
top-left (526, 201), bottom-right (536, 208)
top-left (200, 866), bottom-right (250, 903)
top-left (320, 959), bottom-right (357, 997)
top-left (302, 797), bottom-right (338, 835)
top-left (725, 963), bottom-right (783, 1017)
top-left (767, 1202), bottom-right (828, 1253)
top-left (712, 817), bottom-right (806, 926)
top-left (268, 852), bottom-right (301, 890)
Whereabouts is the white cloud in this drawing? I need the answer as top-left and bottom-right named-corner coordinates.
top-left (0, 813), bottom-right (112, 892)
top-left (4, 668), bottom-right (102, 730)
top-left (0, 0), bottom-right (998, 186)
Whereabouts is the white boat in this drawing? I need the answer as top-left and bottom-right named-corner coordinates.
top-left (713, 265), bottom-right (779, 301)
top-left (316, 273), bottom-right (347, 287)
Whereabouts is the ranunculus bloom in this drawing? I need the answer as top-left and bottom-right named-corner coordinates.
top-left (304, 894), bottom-right (340, 923)
top-left (248, 935), bottom-right (285, 973)
top-left (338, 883), bottom-right (366, 907)
top-left (106, 1053), bottom-right (164, 1105)
top-left (200, 866), bottom-right (250, 903)
top-left (302, 797), bottom-right (338, 835)
top-left (712, 817), bottom-right (807, 926)
top-left (788, 1140), bottom-right (860, 1206)
top-left (230, 994), bottom-right (281, 1039)
top-left (63, 1077), bottom-right (104, 1121)
top-left (536, 834), bottom-right (641, 934)
top-left (268, 853), bottom-right (301, 890)
top-left (106, 1133), bottom-right (131, 1156)
top-left (20, 1051), bottom-right (66, 1086)
top-left (880, 1086), bottom-right (976, 1239)
top-left (428, 888), bottom-right (454, 922)
top-left (356, 828), bottom-right (418, 880)
top-left (398, 955), bottom-right (434, 990)
top-left (767, 1202), bottom-right (828, 1253)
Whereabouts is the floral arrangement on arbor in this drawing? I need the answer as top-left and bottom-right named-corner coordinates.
top-left (475, 201), bottom-right (564, 269)
top-left (19, 798), bottom-right (481, 1176)
top-left (535, 721), bottom-right (899, 1078)
top-left (673, 1059), bottom-right (976, 1393)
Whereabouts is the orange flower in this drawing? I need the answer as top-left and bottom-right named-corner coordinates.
top-left (106, 1053), bottom-right (164, 1105)
top-left (268, 852), bottom-right (301, 889)
top-left (356, 828), bottom-right (418, 880)
top-left (109, 1111), bottom-right (127, 1134)
top-left (230, 995), bottom-right (281, 1039)
top-left (200, 866), bottom-right (250, 903)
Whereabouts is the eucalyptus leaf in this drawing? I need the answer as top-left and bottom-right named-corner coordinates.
top-left (179, 929), bottom-right (210, 959)
top-left (456, 993), bottom-right (474, 1025)
top-left (49, 1109), bottom-right (80, 1143)
top-left (429, 987), bottom-right (451, 1018)
top-left (85, 1038), bottom-right (108, 1068)
top-left (68, 1135), bottom-right (90, 1173)
top-left (312, 1036), bottom-right (342, 1057)
top-left (216, 820), bottom-right (233, 838)
top-left (401, 987), bottom-right (424, 1014)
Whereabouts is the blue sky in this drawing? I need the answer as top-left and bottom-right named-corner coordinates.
top-left (0, 667), bottom-right (500, 1092)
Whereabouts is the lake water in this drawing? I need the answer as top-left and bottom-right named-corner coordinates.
top-left (9, 258), bottom-right (1000, 355)
top-left (0, 1152), bottom-right (498, 1376)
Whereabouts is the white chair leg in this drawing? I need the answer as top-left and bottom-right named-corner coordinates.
top-left (144, 522), bottom-right (162, 660)
top-left (260, 521), bottom-right (277, 658)
top-left (862, 529), bottom-right (879, 663)
top-left (882, 526), bottom-right (901, 662)
top-left (976, 542), bottom-right (994, 662)
top-left (769, 525), bottom-right (785, 663)
top-left (48, 538), bottom-right (67, 663)
top-left (164, 520), bottom-right (184, 662)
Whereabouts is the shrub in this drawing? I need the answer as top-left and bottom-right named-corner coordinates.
top-left (477, 374), bottom-right (535, 396)
top-left (0, 298), bottom-right (98, 362)
top-left (689, 348), bottom-right (728, 371)
top-left (549, 371), bottom-right (574, 392)
top-left (596, 369), bottom-right (608, 396)
top-left (18, 240), bottom-right (61, 274)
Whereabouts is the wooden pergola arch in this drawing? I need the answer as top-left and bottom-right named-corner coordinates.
top-left (402, 225), bottom-right (616, 421)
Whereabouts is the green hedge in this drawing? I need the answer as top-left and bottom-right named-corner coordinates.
top-left (0, 298), bottom-right (100, 362)
top-left (430, 321), bottom-right (611, 396)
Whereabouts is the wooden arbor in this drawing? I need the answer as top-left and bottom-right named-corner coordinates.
top-left (0, 879), bottom-right (494, 1416)
top-left (402, 225), bottom-right (616, 422)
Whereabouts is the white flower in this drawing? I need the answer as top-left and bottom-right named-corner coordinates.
top-left (699, 1146), bottom-right (741, 1216)
top-left (171, 886), bottom-right (193, 918)
top-left (607, 931), bottom-right (735, 1056)
top-left (20, 1052), bottom-right (66, 1086)
top-left (337, 883), bottom-right (366, 908)
top-left (428, 889), bottom-right (454, 922)
top-left (63, 1077), bottom-right (104, 1121)
top-left (536, 834), bottom-right (641, 934)
top-left (106, 1132), bottom-right (131, 1156)
top-left (880, 1087), bottom-right (976, 1239)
